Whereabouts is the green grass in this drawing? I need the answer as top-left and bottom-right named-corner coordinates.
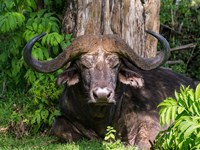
top-left (0, 91), bottom-right (136, 150)
top-left (0, 133), bottom-right (136, 150)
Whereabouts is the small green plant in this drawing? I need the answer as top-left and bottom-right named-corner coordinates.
top-left (103, 126), bottom-right (138, 150)
top-left (104, 126), bottom-right (117, 142)
top-left (103, 126), bottom-right (122, 149)
top-left (154, 84), bottom-right (200, 149)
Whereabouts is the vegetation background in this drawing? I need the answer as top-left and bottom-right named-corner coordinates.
top-left (0, 0), bottom-right (199, 149)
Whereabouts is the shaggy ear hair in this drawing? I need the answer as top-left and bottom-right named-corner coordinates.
top-left (56, 67), bottom-right (79, 86)
top-left (119, 68), bottom-right (144, 88)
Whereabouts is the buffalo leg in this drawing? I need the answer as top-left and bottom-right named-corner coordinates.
top-left (134, 117), bottom-right (161, 150)
top-left (50, 116), bottom-right (84, 142)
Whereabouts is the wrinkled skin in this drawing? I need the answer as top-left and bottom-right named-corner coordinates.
top-left (50, 48), bottom-right (195, 149)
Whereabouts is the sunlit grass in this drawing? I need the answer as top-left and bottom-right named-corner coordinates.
top-left (0, 133), bottom-right (136, 150)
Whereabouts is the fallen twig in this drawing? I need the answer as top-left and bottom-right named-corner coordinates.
top-left (166, 60), bottom-right (184, 65)
top-left (160, 24), bottom-right (181, 34)
top-left (0, 127), bottom-right (8, 133)
top-left (170, 43), bottom-right (196, 52)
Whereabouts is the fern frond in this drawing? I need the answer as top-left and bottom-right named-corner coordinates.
top-left (156, 84), bottom-right (200, 149)
top-left (158, 97), bottom-right (179, 125)
top-left (0, 12), bottom-right (25, 33)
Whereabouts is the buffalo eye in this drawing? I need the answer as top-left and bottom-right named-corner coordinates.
top-left (80, 55), bottom-right (94, 68)
top-left (106, 55), bottom-right (120, 68)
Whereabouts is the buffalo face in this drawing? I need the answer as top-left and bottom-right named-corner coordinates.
top-left (56, 48), bottom-right (144, 105)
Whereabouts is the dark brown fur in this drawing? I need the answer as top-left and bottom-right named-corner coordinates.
top-left (50, 50), bottom-right (195, 150)
top-left (24, 33), bottom-right (195, 149)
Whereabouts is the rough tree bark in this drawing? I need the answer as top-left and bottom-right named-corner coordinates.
top-left (62, 0), bottom-right (160, 58)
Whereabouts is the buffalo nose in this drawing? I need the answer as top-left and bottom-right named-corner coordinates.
top-left (92, 87), bottom-right (112, 100)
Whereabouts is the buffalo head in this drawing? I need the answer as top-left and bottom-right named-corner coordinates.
top-left (24, 31), bottom-right (170, 105)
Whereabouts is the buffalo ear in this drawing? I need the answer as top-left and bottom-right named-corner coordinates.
top-left (56, 67), bottom-right (79, 86)
top-left (119, 68), bottom-right (144, 88)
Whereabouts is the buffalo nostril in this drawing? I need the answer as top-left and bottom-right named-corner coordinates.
top-left (107, 91), bottom-right (111, 99)
top-left (93, 92), bottom-right (98, 99)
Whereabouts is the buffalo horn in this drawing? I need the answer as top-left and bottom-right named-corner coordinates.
top-left (24, 31), bottom-right (170, 72)
top-left (106, 30), bottom-right (170, 70)
top-left (23, 33), bottom-right (92, 73)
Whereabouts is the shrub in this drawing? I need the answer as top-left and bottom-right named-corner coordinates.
top-left (0, 0), bottom-right (72, 135)
top-left (160, 0), bottom-right (200, 79)
top-left (154, 84), bottom-right (200, 149)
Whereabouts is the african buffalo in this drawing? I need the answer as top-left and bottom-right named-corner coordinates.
top-left (24, 31), bottom-right (195, 149)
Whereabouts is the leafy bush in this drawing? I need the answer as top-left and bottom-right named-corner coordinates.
top-left (154, 84), bottom-right (200, 149)
top-left (160, 0), bottom-right (200, 79)
top-left (0, 0), bottom-right (72, 136)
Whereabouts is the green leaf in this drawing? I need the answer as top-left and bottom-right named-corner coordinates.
top-left (31, 116), bottom-right (36, 124)
top-left (33, 47), bottom-right (44, 60)
top-left (104, 136), bottom-right (110, 141)
top-left (178, 120), bottom-right (191, 132)
top-left (8, 13), bottom-right (16, 30)
top-left (38, 24), bottom-right (44, 33)
top-left (171, 105), bottom-right (177, 121)
top-left (44, 12), bottom-right (54, 18)
top-left (46, 22), bottom-right (52, 33)
top-left (175, 90), bottom-right (179, 100)
top-left (159, 107), bottom-right (167, 125)
top-left (190, 102), bottom-right (200, 115)
top-left (0, 12), bottom-right (25, 32)
top-left (37, 9), bottom-right (47, 18)
top-left (36, 113), bottom-right (41, 124)
top-left (35, 17), bottom-right (42, 24)
top-left (46, 34), bottom-right (51, 45)
top-left (177, 106), bottom-right (185, 114)
top-left (110, 134), bottom-right (115, 140)
top-left (0, 52), bottom-right (8, 63)
top-left (41, 110), bottom-right (49, 120)
top-left (33, 22), bottom-right (38, 32)
top-left (195, 84), bottom-right (200, 100)
top-left (184, 124), bottom-right (200, 138)
top-left (26, 0), bottom-right (37, 10)
top-left (5, 0), bottom-right (14, 10)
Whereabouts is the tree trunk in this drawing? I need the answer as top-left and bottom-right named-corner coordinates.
top-left (62, 0), bottom-right (160, 57)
